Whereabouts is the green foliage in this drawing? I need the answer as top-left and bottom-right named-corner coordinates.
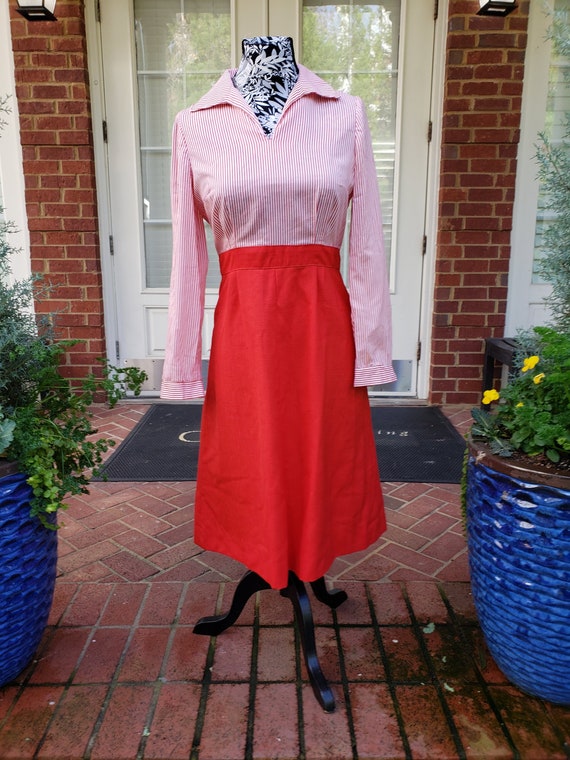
top-left (0, 96), bottom-right (146, 525)
top-left (3, 343), bottom-right (146, 524)
top-left (473, 327), bottom-right (570, 464)
top-left (535, 132), bottom-right (570, 332)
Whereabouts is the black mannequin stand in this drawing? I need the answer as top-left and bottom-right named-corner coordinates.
top-left (193, 569), bottom-right (348, 712)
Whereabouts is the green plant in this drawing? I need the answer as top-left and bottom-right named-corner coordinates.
top-left (0, 96), bottom-right (146, 525)
top-left (472, 327), bottom-right (570, 465)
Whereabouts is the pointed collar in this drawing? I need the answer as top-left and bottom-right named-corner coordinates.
top-left (190, 64), bottom-right (340, 113)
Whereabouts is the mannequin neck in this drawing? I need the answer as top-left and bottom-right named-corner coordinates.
top-left (233, 36), bottom-right (299, 92)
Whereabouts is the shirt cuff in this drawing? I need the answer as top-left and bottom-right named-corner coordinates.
top-left (354, 364), bottom-right (397, 388)
top-left (160, 379), bottom-right (205, 399)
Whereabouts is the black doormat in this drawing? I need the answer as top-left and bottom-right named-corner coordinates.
top-left (96, 404), bottom-right (466, 484)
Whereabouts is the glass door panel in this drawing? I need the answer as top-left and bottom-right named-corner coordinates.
top-left (134, 0), bottom-right (231, 290)
top-left (303, 1), bottom-right (399, 278)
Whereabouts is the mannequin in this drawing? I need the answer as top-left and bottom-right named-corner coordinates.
top-left (232, 36), bottom-right (299, 135)
top-left (161, 36), bottom-right (396, 711)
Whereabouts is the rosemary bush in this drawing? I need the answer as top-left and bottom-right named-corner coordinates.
top-left (0, 97), bottom-right (146, 525)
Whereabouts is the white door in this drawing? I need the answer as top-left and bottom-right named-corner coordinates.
top-left (88, 0), bottom-right (437, 396)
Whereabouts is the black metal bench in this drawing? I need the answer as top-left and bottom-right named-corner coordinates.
top-left (482, 337), bottom-right (518, 406)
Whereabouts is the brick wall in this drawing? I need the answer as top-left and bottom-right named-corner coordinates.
top-left (9, 0), bottom-right (105, 381)
top-left (429, 0), bottom-right (530, 405)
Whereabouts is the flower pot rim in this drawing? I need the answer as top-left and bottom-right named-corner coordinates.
top-left (468, 437), bottom-right (570, 490)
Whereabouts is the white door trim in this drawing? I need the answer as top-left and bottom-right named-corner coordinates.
top-left (84, 0), bottom-right (120, 365)
top-left (417, 0), bottom-right (447, 400)
top-left (506, 0), bottom-right (554, 333)
top-left (0, 1), bottom-right (31, 283)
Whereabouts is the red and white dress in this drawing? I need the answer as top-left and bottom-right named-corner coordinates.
top-left (161, 65), bottom-right (396, 589)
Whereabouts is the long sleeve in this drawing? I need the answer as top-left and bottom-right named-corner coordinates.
top-left (160, 115), bottom-right (209, 399)
top-left (349, 98), bottom-right (397, 387)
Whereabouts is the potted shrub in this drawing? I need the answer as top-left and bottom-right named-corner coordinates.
top-left (465, 13), bottom-right (570, 705)
top-left (0, 96), bottom-right (146, 686)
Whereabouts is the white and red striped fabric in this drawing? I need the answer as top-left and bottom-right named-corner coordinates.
top-left (160, 64), bottom-right (396, 399)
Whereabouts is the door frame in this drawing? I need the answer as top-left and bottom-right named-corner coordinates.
top-left (0, 0), bottom-right (31, 283)
top-left (418, 0), bottom-right (447, 400)
top-left (506, 0), bottom-right (555, 333)
top-left (85, 0), bottom-right (121, 367)
top-left (84, 0), bottom-right (447, 399)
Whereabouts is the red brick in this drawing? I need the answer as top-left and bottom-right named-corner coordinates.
top-left (29, 628), bottom-right (90, 684)
top-left (60, 583), bottom-right (112, 626)
top-left (340, 627), bottom-right (385, 681)
top-left (333, 581), bottom-right (374, 625)
top-left (257, 627), bottom-right (296, 681)
top-left (143, 683), bottom-right (201, 759)
top-left (257, 586), bottom-right (294, 625)
top-left (302, 686), bottom-right (352, 757)
top-left (37, 685), bottom-right (107, 760)
top-left (98, 583), bottom-right (146, 626)
top-left (73, 628), bottom-right (129, 683)
top-left (90, 684), bottom-right (153, 760)
top-left (118, 627), bottom-right (170, 682)
top-left (112, 529), bottom-right (166, 558)
top-left (211, 626), bottom-right (253, 682)
top-left (47, 582), bottom-right (77, 625)
top-left (380, 626), bottom-right (429, 682)
top-left (382, 542), bottom-right (443, 577)
top-left (396, 684), bottom-right (460, 758)
top-left (58, 541), bottom-right (122, 577)
top-left (164, 627), bottom-right (210, 681)
top-left (199, 683), bottom-right (249, 760)
top-left (406, 581), bottom-right (450, 625)
top-left (0, 686), bottom-right (64, 758)
top-left (102, 550), bottom-right (159, 582)
top-left (351, 684), bottom-right (406, 758)
top-left (253, 683), bottom-right (299, 759)
top-left (489, 686), bottom-right (568, 759)
top-left (441, 582), bottom-right (477, 623)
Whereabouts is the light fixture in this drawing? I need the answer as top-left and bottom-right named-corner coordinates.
top-left (477, 0), bottom-right (516, 16)
top-left (16, 0), bottom-right (57, 21)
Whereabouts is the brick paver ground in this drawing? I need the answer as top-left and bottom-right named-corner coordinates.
top-left (1, 403), bottom-right (569, 759)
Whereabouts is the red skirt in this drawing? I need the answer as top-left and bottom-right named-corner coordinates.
top-left (194, 244), bottom-right (386, 589)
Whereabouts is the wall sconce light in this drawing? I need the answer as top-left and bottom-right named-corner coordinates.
top-left (16, 0), bottom-right (57, 21)
top-left (477, 0), bottom-right (517, 16)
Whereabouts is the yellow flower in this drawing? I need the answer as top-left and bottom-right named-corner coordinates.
top-left (516, 402), bottom-right (524, 408)
top-left (482, 389), bottom-right (500, 405)
top-left (522, 355), bottom-right (540, 372)
top-left (533, 372), bottom-right (545, 385)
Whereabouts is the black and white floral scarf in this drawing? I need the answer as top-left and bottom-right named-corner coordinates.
top-left (233, 36), bottom-right (299, 136)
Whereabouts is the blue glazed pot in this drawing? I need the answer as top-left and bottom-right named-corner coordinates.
top-left (466, 442), bottom-right (570, 704)
top-left (0, 463), bottom-right (58, 687)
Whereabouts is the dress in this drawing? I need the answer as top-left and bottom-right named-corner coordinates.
top-left (161, 65), bottom-right (396, 589)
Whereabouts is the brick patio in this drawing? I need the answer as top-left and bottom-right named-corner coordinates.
top-left (1, 404), bottom-right (569, 759)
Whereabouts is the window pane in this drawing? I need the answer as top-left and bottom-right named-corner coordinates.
top-left (533, 0), bottom-right (570, 283)
top-left (303, 1), bottom-right (400, 274)
top-left (134, 0), bottom-right (231, 289)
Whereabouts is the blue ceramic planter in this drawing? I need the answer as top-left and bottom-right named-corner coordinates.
top-left (466, 443), bottom-right (570, 704)
top-left (0, 464), bottom-right (58, 687)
